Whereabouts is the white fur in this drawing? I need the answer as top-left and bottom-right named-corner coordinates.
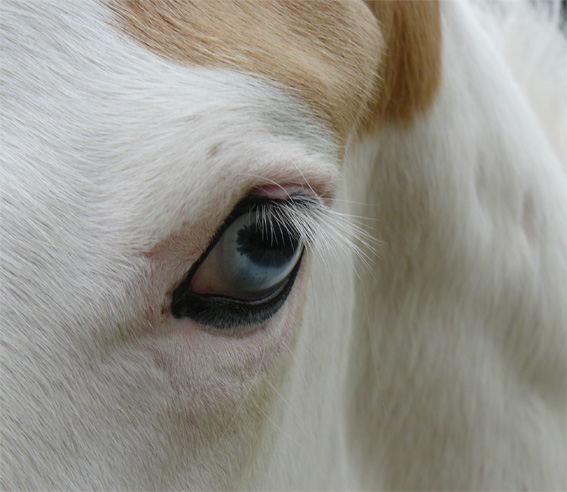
top-left (470, 0), bottom-right (567, 164)
top-left (1, 0), bottom-right (565, 490)
top-left (342, 1), bottom-right (566, 489)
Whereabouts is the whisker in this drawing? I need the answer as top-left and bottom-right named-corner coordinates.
top-left (236, 173), bottom-right (381, 283)
top-left (217, 346), bottom-right (267, 444)
top-left (250, 398), bottom-right (308, 454)
top-left (329, 197), bottom-right (382, 209)
top-left (281, 339), bottom-right (309, 387)
top-left (264, 378), bottom-right (310, 439)
top-left (290, 160), bottom-right (318, 201)
top-left (360, 285), bottom-right (386, 415)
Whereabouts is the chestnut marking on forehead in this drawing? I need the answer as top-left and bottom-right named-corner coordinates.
top-left (108, 1), bottom-right (441, 141)
top-left (108, 0), bottom-right (384, 144)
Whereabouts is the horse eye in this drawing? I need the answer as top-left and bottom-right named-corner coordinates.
top-left (171, 200), bottom-right (304, 329)
top-left (190, 210), bottom-right (303, 299)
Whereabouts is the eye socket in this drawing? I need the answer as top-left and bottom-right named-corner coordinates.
top-left (171, 197), bottom-right (305, 330)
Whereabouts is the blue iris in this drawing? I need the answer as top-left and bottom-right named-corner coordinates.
top-left (218, 212), bottom-right (302, 300)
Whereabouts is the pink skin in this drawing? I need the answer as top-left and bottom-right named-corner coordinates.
top-left (189, 260), bottom-right (219, 294)
top-left (249, 183), bottom-right (318, 200)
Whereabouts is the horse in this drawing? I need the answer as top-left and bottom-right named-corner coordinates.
top-left (2, 1), bottom-right (565, 489)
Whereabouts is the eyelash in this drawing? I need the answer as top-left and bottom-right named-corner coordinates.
top-left (170, 195), bottom-right (311, 331)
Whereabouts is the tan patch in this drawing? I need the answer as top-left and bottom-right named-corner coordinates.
top-left (364, 0), bottom-right (442, 128)
top-left (109, 0), bottom-right (441, 141)
top-left (108, 0), bottom-right (383, 145)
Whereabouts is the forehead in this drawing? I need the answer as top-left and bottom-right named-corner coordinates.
top-left (109, 0), bottom-right (384, 142)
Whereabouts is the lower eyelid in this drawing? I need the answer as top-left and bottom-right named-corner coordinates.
top-left (170, 248), bottom-right (305, 329)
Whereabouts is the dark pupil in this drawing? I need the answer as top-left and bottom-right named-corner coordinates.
top-left (237, 223), bottom-right (299, 268)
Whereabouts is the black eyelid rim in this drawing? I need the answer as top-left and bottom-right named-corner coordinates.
top-left (171, 248), bottom-right (304, 327)
top-left (170, 192), bottom-right (311, 316)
